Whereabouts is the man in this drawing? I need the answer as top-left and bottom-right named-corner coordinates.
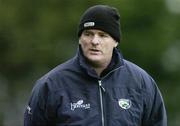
top-left (24, 5), bottom-right (167, 126)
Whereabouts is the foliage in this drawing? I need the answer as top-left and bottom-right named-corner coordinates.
top-left (0, 0), bottom-right (180, 125)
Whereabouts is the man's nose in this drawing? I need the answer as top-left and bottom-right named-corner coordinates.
top-left (91, 35), bottom-right (100, 45)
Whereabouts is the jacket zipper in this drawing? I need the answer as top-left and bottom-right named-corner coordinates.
top-left (98, 80), bottom-right (105, 126)
top-left (98, 66), bottom-right (123, 126)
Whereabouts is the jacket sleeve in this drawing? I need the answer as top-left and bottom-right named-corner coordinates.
top-left (142, 77), bottom-right (167, 126)
top-left (24, 79), bottom-right (51, 126)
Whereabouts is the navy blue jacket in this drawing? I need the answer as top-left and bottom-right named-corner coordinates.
top-left (24, 47), bottom-right (167, 126)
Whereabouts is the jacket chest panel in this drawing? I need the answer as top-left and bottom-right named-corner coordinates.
top-left (103, 87), bottom-right (143, 125)
top-left (53, 82), bottom-right (101, 125)
top-left (51, 80), bottom-right (143, 126)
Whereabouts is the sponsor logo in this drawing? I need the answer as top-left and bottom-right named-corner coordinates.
top-left (84, 22), bottom-right (95, 27)
top-left (118, 99), bottom-right (132, 109)
top-left (26, 105), bottom-right (32, 114)
top-left (70, 100), bottom-right (90, 111)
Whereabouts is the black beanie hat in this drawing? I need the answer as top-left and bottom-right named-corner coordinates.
top-left (78, 5), bottom-right (121, 42)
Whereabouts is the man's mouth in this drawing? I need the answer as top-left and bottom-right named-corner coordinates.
top-left (90, 49), bottom-right (99, 51)
top-left (89, 49), bottom-right (101, 54)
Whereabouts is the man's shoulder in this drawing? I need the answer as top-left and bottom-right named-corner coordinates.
top-left (123, 59), bottom-right (156, 91)
top-left (122, 59), bottom-right (154, 83)
top-left (123, 60), bottom-right (147, 74)
top-left (33, 57), bottom-right (79, 88)
top-left (43, 56), bottom-right (79, 77)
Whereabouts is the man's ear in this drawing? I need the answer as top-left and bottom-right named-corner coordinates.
top-left (79, 39), bottom-right (81, 44)
top-left (114, 42), bottom-right (118, 47)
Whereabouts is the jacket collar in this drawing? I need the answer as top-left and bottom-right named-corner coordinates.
top-left (77, 45), bottom-right (124, 79)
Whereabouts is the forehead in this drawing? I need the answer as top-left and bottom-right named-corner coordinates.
top-left (83, 29), bottom-right (109, 34)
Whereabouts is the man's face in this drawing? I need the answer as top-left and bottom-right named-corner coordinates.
top-left (79, 29), bottom-right (118, 66)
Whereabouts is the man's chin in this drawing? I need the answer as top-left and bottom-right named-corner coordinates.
top-left (86, 57), bottom-right (103, 66)
top-left (87, 56), bottom-right (102, 62)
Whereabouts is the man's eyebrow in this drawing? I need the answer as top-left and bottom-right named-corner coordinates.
top-left (98, 31), bottom-right (107, 34)
top-left (84, 30), bottom-right (91, 32)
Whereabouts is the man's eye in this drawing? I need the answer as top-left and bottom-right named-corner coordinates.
top-left (83, 32), bottom-right (92, 36)
top-left (84, 32), bottom-right (90, 36)
top-left (100, 34), bottom-right (108, 37)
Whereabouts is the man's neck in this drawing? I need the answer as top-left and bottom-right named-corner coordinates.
top-left (90, 61), bottom-right (110, 77)
top-left (93, 67), bottom-right (104, 77)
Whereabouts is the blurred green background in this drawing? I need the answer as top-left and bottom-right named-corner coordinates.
top-left (0, 0), bottom-right (180, 125)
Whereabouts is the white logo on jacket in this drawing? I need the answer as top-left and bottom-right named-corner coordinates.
top-left (118, 99), bottom-right (132, 109)
top-left (71, 100), bottom-right (90, 111)
top-left (26, 105), bottom-right (32, 114)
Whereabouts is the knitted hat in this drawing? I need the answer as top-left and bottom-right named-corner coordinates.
top-left (78, 5), bottom-right (121, 42)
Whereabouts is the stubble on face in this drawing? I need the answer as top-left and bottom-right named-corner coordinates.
top-left (79, 29), bottom-right (118, 69)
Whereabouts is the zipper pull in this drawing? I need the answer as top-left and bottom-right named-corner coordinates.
top-left (98, 80), bottom-right (106, 92)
